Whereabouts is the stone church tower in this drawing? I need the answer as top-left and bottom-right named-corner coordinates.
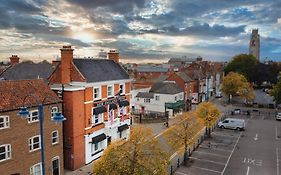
top-left (249, 29), bottom-right (260, 61)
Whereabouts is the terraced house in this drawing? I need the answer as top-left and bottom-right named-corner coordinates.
top-left (49, 46), bottom-right (131, 170)
top-left (0, 79), bottom-right (64, 175)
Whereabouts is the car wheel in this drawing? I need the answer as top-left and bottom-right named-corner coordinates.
top-left (236, 127), bottom-right (241, 131)
top-left (221, 125), bottom-right (224, 129)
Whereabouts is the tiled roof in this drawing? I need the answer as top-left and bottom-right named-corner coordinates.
top-left (0, 61), bottom-right (57, 81)
top-left (149, 82), bottom-right (183, 94)
top-left (73, 59), bottom-right (129, 82)
top-left (136, 92), bottom-right (154, 98)
top-left (0, 79), bottom-right (61, 112)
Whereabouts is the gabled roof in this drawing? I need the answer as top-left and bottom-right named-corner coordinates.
top-left (156, 75), bottom-right (169, 82)
top-left (0, 79), bottom-right (61, 112)
top-left (136, 92), bottom-right (154, 99)
top-left (73, 59), bottom-right (129, 83)
top-left (0, 61), bottom-right (57, 81)
top-left (176, 72), bottom-right (192, 82)
top-left (149, 81), bottom-right (183, 94)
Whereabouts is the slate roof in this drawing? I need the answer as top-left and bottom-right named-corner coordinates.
top-left (73, 59), bottom-right (129, 82)
top-left (136, 66), bottom-right (169, 73)
top-left (0, 79), bottom-right (61, 112)
top-left (176, 72), bottom-right (192, 82)
top-left (135, 92), bottom-right (154, 99)
top-left (149, 82), bottom-right (183, 94)
top-left (0, 61), bottom-right (57, 81)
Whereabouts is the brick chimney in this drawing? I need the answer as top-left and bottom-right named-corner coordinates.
top-left (108, 50), bottom-right (119, 63)
top-left (60, 45), bottom-right (74, 84)
top-left (10, 55), bottom-right (20, 66)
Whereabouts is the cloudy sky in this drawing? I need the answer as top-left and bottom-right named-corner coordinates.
top-left (0, 0), bottom-right (280, 63)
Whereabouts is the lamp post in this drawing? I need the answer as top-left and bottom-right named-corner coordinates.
top-left (18, 94), bottom-right (66, 175)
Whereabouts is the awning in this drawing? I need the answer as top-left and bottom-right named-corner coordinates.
top-left (93, 106), bottom-right (107, 115)
top-left (118, 100), bottom-right (130, 107)
top-left (92, 133), bottom-right (106, 144)
top-left (118, 124), bottom-right (129, 132)
top-left (165, 100), bottom-right (184, 109)
top-left (109, 103), bottom-right (117, 110)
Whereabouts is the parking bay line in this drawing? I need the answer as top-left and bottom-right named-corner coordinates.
top-left (189, 156), bottom-right (225, 165)
top-left (277, 148), bottom-right (279, 175)
top-left (199, 145), bottom-right (232, 153)
top-left (194, 150), bottom-right (229, 159)
top-left (175, 171), bottom-right (188, 175)
top-left (192, 165), bottom-right (221, 174)
top-left (276, 127), bottom-right (280, 140)
top-left (221, 132), bottom-right (242, 175)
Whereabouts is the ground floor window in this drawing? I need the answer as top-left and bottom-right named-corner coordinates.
top-left (52, 156), bottom-right (60, 175)
top-left (91, 141), bottom-right (103, 155)
top-left (30, 162), bottom-right (42, 175)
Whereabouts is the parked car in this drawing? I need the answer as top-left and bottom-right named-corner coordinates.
top-left (231, 108), bottom-right (241, 115)
top-left (215, 92), bottom-right (223, 98)
top-left (218, 118), bottom-right (245, 131)
top-left (276, 113), bottom-right (281, 121)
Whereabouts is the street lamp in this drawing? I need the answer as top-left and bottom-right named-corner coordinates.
top-left (18, 94), bottom-right (66, 175)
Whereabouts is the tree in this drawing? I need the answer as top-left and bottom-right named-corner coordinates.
top-left (224, 54), bottom-right (257, 81)
top-left (195, 102), bottom-right (221, 138)
top-left (163, 112), bottom-right (204, 165)
top-left (93, 126), bottom-right (169, 175)
top-left (222, 72), bottom-right (249, 103)
top-left (236, 82), bottom-right (255, 104)
top-left (271, 72), bottom-right (281, 105)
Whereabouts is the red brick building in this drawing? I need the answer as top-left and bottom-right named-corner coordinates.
top-left (0, 79), bottom-right (64, 175)
top-left (49, 46), bottom-right (131, 170)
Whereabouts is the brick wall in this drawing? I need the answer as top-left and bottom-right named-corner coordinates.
top-left (0, 105), bottom-right (64, 175)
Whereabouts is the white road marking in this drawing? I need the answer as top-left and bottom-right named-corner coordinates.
top-left (221, 132), bottom-right (242, 175)
top-left (199, 145), bottom-right (232, 153)
top-left (195, 150), bottom-right (229, 158)
top-left (277, 148), bottom-right (279, 175)
top-left (254, 134), bottom-right (258, 141)
top-left (155, 130), bottom-right (166, 138)
top-left (212, 132), bottom-right (239, 138)
top-left (175, 171), bottom-right (188, 175)
top-left (192, 165), bottom-right (221, 174)
top-left (246, 166), bottom-right (250, 175)
top-left (189, 156), bottom-right (225, 165)
top-left (276, 127), bottom-right (280, 140)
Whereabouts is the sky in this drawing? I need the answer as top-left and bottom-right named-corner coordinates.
top-left (0, 0), bottom-right (280, 63)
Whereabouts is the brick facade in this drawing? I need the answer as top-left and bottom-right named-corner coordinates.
top-left (0, 105), bottom-right (64, 175)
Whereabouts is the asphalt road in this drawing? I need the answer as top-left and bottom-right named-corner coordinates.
top-left (175, 107), bottom-right (281, 175)
top-left (222, 111), bottom-right (281, 175)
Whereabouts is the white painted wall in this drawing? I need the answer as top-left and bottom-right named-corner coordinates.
top-left (134, 92), bottom-right (184, 116)
top-left (130, 88), bottom-right (150, 109)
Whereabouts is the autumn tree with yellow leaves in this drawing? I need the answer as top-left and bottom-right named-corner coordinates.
top-left (222, 72), bottom-right (254, 103)
top-left (93, 126), bottom-right (169, 175)
top-left (195, 102), bottom-right (221, 138)
top-left (163, 112), bottom-right (204, 165)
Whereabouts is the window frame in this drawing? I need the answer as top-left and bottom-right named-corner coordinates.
top-left (52, 156), bottom-right (60, 175)
top-left (93, 87), bottom-right (101, 100)
top-left (107, 85), bottom-right (114, 97)
top-left (28, 110), bottom-right (39, 123)
top-left (91, 141), bottom-right (103, 154)
top-left (92, 111), bottom-right (104, 126)
top-left (155, 95), bottom-right (160, 101)
top-left (29, 135), bottom-right (41, 152)
top-left (0, 115), bottom-right (10, 129)
top-left (51, 107), bottom-right (58, 119)
top-left (52, 130), bottom-right (59, 145)
top-left (30, 162), bottom-right (42, 175)
top-left (0, 144), bottom-right (11, 162)
top-left (119, 84), bottom-right (125, 94)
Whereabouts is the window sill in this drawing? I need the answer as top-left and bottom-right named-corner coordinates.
top-left (92, 122), bottom-right (104, 128)
top-left (52, 142), bottom-right (59, 146)
top-left (29, 148), bottom-right (41, 153)
top-left (91, 149), bottom-right (104, 156)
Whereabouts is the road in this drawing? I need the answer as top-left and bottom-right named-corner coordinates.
top-left (223, 111), bottom-right (281, 175)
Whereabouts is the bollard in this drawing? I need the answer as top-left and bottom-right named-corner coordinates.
top-left (177, 158), bottom-right (180, 168)
top-left (170, 166), bottom-right (173, 175)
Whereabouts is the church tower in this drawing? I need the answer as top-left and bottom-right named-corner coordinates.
top-left (249, 29), bottom-right (260, 61)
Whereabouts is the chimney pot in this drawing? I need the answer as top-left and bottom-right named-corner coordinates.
top-left (10, 55), bottom-right (20, 66)
top-left (60, 45), bottom-right (74, 84)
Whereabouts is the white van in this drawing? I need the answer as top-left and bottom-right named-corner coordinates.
top-left (218, 118), bottom-right (245, 131)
